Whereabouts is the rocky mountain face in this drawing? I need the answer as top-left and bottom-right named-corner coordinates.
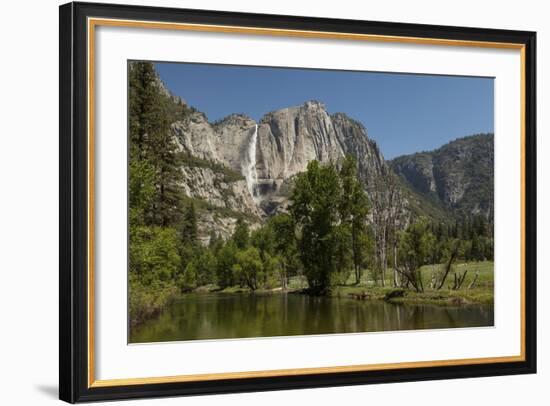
top-left (153, 65), bottom-right (492, 240)
top-left (389, 134), bottom-right (494, 219)
top-left (254, 101), bottom-right (386, 213)
top-left (169, 99), bottom-right (388, 240)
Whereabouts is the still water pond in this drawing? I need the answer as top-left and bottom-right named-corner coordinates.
top-left (129, 293), bottom-right (494, 343)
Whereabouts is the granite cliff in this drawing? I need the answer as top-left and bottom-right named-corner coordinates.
top-left (169, 99), bottom-right (389, 241)
top-left (390, 134), bottom-right (494, 219)
top-left (151, 67), bottom-right (492, 241)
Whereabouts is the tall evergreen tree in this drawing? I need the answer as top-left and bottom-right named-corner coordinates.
top-left (181, 201), bottom-right (198, 246)
top-left (232, 218), bottom-right (250, 250)
top-left (128, 61), bottom-right (183, 227)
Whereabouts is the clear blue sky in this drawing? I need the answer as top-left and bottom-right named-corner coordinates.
top-left (155, 62), bottom-right (494, 159)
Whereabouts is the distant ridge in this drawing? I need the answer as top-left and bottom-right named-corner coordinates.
top-left (389, 133), bottom-right (494, 219)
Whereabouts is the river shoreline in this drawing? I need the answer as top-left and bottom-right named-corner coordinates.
top-left (184, 284), bottom-right (493, 307)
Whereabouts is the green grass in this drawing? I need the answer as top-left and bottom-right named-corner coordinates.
top-left (334, 261), bottom-right (494, 305)
top-left (341, 261), bottom-right (493, 289)
top-left (219, 286), bottom-right (250, 294)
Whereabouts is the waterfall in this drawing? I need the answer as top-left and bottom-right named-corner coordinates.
top-left (243, 124), bottom-right (259, 200)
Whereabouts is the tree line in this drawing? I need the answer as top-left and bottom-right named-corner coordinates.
top-left (170, 158), bottom-right (494, 297)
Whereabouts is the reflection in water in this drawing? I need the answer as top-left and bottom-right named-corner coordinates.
top-left (129, 293), bottom-right (494, 343)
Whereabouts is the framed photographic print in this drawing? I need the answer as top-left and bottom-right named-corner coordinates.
top-left (59, 1), bottom-right (537, 403)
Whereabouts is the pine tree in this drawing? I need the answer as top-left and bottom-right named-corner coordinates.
top-left (209, 230), bottom-right (222, 252)
top-left (128, 61), bottom-right (183, 227)
top-left (181, 201), bottom-right (198, 246)
top-left (232, 218), bottom-right (250, 250)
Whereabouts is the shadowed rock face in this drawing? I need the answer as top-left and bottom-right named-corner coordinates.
top-left (390, 134), bottom-right (494, 219)
top-left (172, 100), bottom-right (388, 219)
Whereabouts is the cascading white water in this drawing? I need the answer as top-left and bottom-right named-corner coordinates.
top-left (243, 124), bottom-right (259, 200)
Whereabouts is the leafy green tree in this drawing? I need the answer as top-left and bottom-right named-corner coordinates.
top-left (179, 259), bottom-right (197, 290)
top-left (183, 248), bottom-right (217, 288)
top-left (251, 224), bottom-right (276, 258)
top-left (396, 218), bottom-right (434, 292)
top-left (129, 226), bottom-right (180, 283)
top-left (129, 159), bottom-right (156, 227)
top-left (250, 224), bottom-right (279, 288)
top-left (232, 217), bottom-right (250, 249)
top-left (330, 224), bottom-right (353, 285)
top-left (262, 253), bottom-right (283, 289)
top-left (233, 247), bottom-right (263, 290)
top-left (338, 156), bottom-right (371, 285)
top-left (290, 160), bottom-right (341, 294)
top-left (269, 214), bottom-right (300, 289)
top-left (128, 226), bottom-right (180, 324)
top-left (216, 242), bottom-right (238, 288)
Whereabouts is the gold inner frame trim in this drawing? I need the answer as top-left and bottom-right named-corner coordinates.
top-left (87, 17), bottom-right (527, 388)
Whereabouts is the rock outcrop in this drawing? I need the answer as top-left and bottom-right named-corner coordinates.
top-left (390, 134), bottom-right (494, 219)
top-left (253, 101), bottom-right (387, 212)
top-left (170, 100), bottom-right (388, 224)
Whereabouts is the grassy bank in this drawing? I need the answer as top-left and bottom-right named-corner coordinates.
top-left (192, 284), bottom-right (302, 295)
top-left (332, 261), bottom-right (493, 305)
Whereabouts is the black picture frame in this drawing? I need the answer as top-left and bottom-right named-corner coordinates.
top-left (59, 1), bottom-right (537, 403)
